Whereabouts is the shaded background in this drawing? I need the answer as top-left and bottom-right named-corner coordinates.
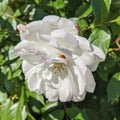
top-left (0, 0), bottom-right (120, 120)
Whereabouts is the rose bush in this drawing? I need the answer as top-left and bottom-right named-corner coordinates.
top-left (1, 0), bottom-right (120, 120)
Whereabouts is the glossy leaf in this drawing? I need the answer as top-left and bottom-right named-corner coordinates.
top-left (76, 4), bottom-right (92, 18)
top-left (47, 109), bottom-right (64, 120)
top-left (0, 0), bottom-right (8, 16)
top-left (41, 101), bottom-right (58, 113)
top-left (89, 27), bottom-right (111, 54)
top-left (91, 0), bottom-right (111, 23)
top-left (0, 91), bottom-right (8, 103)
top-left (0, 99), bottom-right (13, 120)
top-left (107, 72), bottom-right (120, 101)
top-left (66, 106), bottom-right (84, 120)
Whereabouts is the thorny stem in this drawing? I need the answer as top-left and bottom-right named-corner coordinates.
top-left (115, 36), bottom-right (120, 48)
top-left (63, 103), bottom-right (69, 120)
top-left (81, 19), bottom-right (117, 32)
top-left (0, 29), bottom-right (19, 34)
top-left (5, 14), bottom-right (25, 24)
top-left (108, 36), bottom-right (120, 52)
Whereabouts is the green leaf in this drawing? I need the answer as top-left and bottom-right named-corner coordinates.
top-left (0, 91), bottom-right (8, 103)
top-left (9, 102), bottom-right (22, 120)
top-left (47, 109), bottom-right (64, 120)
top-left (75, 4), bottom-right (92, 18)
top-left (41, 101), bottom-right (58, 113)
top-left (27, 113), bottom-right (36, 120)
top-left (107, 72), bottom-right (120, 101)
top-left (66, 106), bottom-right (84, 120)
top-left (27, 90), bottom-right (45, 105)
top-left (91, 0), bottom-right (111, 23)
top-left (110, 23), bottom-right (120, 36)
top-left (0, 99), bottom-right (13, 120)
top-left (48, 0), bottom-right (67, 9)
top-left (116, 16), bottom-right (120, 25)
top-left (8, 102), bottom-right (27, 120)
top-left (14, 4), bottom-right (31, 17)
top-left (0, 0), bottom-right (8, 16)
top-left (111, 0), bottom-right (120, 12)
top-left (97, 65), bottom-right (108, 81)
top-left (89, 27), bottom-right (111, 54)
top-left (8, 47), bottom-right (18, 60)
top-left (29, 8), bottom-right (47, 20)
top-left (76, 19), bottom-right (88, 29)
top-left (81, 109), bottom-right (101, 120)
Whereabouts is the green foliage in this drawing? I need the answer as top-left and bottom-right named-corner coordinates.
top-left (107, 72), bottom-right (120, 101)
top-left (0, 0), bottom-right (120, 120)
top-left (89, 27), bottom-right (111, 54)
top-left (91, 0), bottom-right (111, 23)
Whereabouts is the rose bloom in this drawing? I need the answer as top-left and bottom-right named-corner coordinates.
top-left (15, 15), bottom-right (105, 102)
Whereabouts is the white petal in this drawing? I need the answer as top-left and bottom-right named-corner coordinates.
top-left (75, 35), bottom-right (105, 71)
top-left (85, 69), bottom-right (96, 93)
top-left (72, 91), bottom-right (86, 102)
top-left (26, 64), bottom-right (45, 93)
top-left (75, 35), bottom-right (92, 53)
top-left (74, 57), bottom-right (95, 93)
top-left (80, 52), bottom-right (102, 71)
top-left (43, 15), bottom-right (60, 26)
top-left (50, 30), bottom-right (78, 51)
top-left (45, 85), bottom-right (58, 102)
top-left (58, 18), bottom-right (78, 34)
top-left (22, 60), bottom-right (33, 75)
top-left (58, 18), bottom-right (74, 28)
top-left (20, 21), bottom-right (52, 41)
top-left (42, 69), bottom-right (52, 80)
top-left (39, 35), bottom-right (52, 42)
top-left (51, 57), bottom-right (67, 64)
top-left (92, 44), bottom-right (106, 60)
top-left (15, 41), bottom-right (40, 64)
top-left (72, 58), bottom-right (87, 95)
top-left (58, 71), bottom-right (72, 102)
top-left (15, 40), bottom-right (52, 64)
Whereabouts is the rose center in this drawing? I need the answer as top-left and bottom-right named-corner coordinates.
top-left (50, 55), bottom-right (66, 73)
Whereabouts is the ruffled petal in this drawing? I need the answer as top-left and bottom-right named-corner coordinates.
top-left (85, 69), bottom-right (96, 93)
top-left (22, 60), bottom-right (33, 75)
top-left (72, 58), bottom-right (87, 95)
top-left (43, 15), bottom-right (78, 34)
top-left (72, 91), bottom-right (86, 102)
top-left (19, 21), bottom-right (52, 41)
top-left (15, 40), bottom-right (60, 64)
top-left (43, 15), bottom-right (60, 26)
top-left (80, 52), bottom-right (103, 71)
top-left (73, 57), bottom-right (95, 93)
top-left (75, 35), bottom-right (93, 53)
top-left (26, 64), bottom-right (45, 93)
top-left (15, 40), bottom-right (46, 64)
top-left (50, 30), bottom-right (79, 51)
top-left (75, 35), bottom-right (105, 71)
top-left (58, 70), bottom-right (72, 102)
top-left (58, 18), bottom-right (78, 34)
top-left (45, 85), bottom-right (58, 102)
top-left (42, 69), bottom-right (52, 80)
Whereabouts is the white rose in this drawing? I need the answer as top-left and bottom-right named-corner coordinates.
top-left (15, 15), bottom-right (105, 102)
